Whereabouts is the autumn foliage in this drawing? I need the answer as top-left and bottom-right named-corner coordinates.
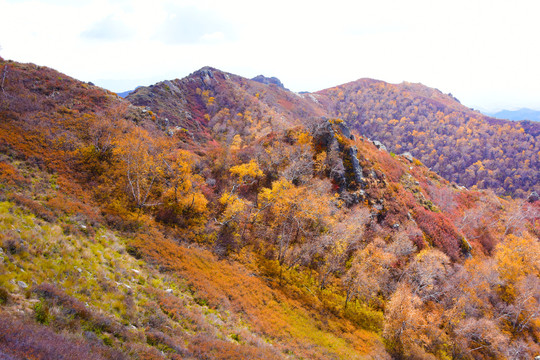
top-left (0, 58), bottom-right (538, 359)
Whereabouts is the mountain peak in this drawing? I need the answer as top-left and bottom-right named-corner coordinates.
top-left (251, 74), bottom-right (285, 89)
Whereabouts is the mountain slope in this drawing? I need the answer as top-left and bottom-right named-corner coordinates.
top-left (127, 71), bottom-right (539, 198)
top-left (126, 67), bottom-right (326, 144)
top-left (314, 79), bottom-right (539, 197)
top-left (0, 58), bottom-right (389, 359)
top-left (0, 58), bottom-right (539, 360)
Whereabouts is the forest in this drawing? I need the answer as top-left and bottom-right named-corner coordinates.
top-left (0, 58), bottom-right (538, 359)
top-left (316, 79), bottom-right (539, 198)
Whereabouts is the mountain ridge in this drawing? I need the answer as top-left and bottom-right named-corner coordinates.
top-left (0, 57), bottom-right (539, 360)
top-left (125, 65), bottom-right (539, 197)
top-left (488, 107), bottom-right (540, 122)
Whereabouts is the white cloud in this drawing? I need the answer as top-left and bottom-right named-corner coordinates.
top-left (81, 15), bottom-right (133, 40)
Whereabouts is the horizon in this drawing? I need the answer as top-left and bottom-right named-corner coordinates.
top-left (2, 0), bottom-right (540, 113)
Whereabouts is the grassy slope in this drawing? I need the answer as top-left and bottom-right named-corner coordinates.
top-left (0, 59), bottom-right (387, 359)
top-left (1, 58), bottom-right (538, 359)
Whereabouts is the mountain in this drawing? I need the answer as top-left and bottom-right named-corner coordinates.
top-left (489, 108), bottom-right (540, 122)
top-left (126, 66), bottom-right (326, 142)
top-left (117, 89), bottom-right (134, 98)
top-left (0, 58), bottom-right (539, 360)
top-left (128, 72), bottom-right (539, 198)
top-left (314, 79), bottom-right (539, 198)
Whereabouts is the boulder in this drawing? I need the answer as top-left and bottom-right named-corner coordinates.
top-left (527, 191), bottom-right (539, 203)
top-left (401, 152), bottom-right (414, 162)
top-left (372, 140), bottom-right (387, 151)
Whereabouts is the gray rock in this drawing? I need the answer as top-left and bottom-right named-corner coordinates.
top-left (17, 281), bottom-right (28, 289)
top-left (372, 140), bottom-right (387, 151)
top-left (251, 75), bottom-right (285, 89)
top-left (401, 152), bottom-right (414, 162)
top-left (336, 122), bottom-right (352, 139)
top-left (527, 191), bottom-right (539, 203)
top-left (348, 146), bottom-right (366, 187)
top-left (165, 289), bottom-right (173, 294)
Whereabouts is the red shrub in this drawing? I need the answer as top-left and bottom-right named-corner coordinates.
top-left (10, 193), bottom-right (57, 222)
top-left (413, 206), bottom-right (463, 260)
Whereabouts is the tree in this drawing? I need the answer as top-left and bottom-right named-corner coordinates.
top-left (404, 249), bottom-right (450, 301)
top-left (383, 283), bottom-right (431, 358)
top-left (114, 126), bottom-right (166, 213)
top-left (255, 178), bottom-right (333, 283)
top-left (343, 237), bottom-right (395, 308)
top-left (157, 149), bottom-right (208, 228)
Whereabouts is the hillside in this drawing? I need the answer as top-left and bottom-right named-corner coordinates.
top-left (129, 71), bottom-right (539, 198)
top-left (126, 67), bottom-right (326, 144)
top-left (315, 79), bottom-right (539, 198)
top-left (0, 58), bottom-right (539, 360)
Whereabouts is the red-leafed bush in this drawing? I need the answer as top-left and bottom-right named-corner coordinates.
top-left (413, 206), bottom-right (464, 260)
top-left (188, 334), bottom-right (281, 360)
top-left (10, 193), bottom-right (57, 222)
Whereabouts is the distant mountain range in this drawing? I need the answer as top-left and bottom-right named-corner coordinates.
top-left (486, 108), bottom-right (540, 122)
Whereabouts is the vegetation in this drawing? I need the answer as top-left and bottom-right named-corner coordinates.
top-left (316, 79), bottom-right (539, 198)
top-left (0, 58), bottom-right (538, 359)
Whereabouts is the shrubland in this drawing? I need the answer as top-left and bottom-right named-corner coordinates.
top-left (0, 58), bottom-right (538, 359)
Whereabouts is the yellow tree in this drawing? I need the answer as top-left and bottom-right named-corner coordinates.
top-left (495, 233), bottom-right (540, 333)
top-left (343, 237), bottom-right (396, 308)
top-left (318, 206), bottom-right (371, 290)
top-left (114, 127), bottom-right (166, 213)
top-left (256, 178), bottom-right (333, 283)
top-left (229, 159), bottom-right (263, 188)
top-left (158, 149), bottom-right (208, 228)
top-left (213, 160), bottom-right (263, 255)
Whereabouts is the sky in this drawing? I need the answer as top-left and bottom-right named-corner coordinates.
top-left (1, 0), bottom-right (539, 112)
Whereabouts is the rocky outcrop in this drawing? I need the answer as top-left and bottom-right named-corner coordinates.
top-left (372, 140), bottom-right (387, 152)
top-left (401, 152), bottom-right (414, 162)
top-left (527, 191), bottom-right (539, 203)
top-left (348, 146), bottom-right (365, 187)
top-left (312, 118), bottom-right (367, 205)
top-left (251, 75), bottom-right (285, 89)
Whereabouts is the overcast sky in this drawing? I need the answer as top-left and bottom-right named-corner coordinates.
top-left (1, 0), bottom-right (539, 112)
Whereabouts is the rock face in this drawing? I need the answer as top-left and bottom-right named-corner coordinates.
top-left (348, 146), bottom-right (365, 187)
top-left (313, 118), bottom-right (366, 205)
top-left (372, 140), bottom-right (387, 152)
top-left (401, 152), bottom-right (414, 162)
top-left (528, 191), bottom-right (539, 203)
top-left (251, 75), bottom-right (285, 89)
